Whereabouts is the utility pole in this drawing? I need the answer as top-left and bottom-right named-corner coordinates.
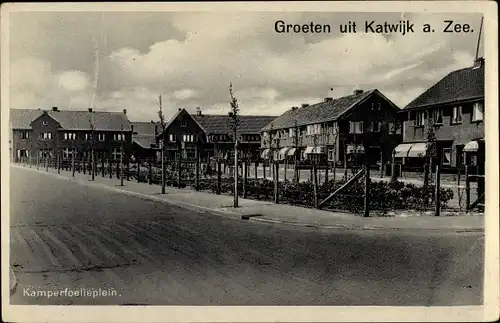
top-left (158, 95), bottom-right (167, 194)
top-left (89, 111), bottom-right (96, 181)
top-left (229, 83), bottom-right (241, 207)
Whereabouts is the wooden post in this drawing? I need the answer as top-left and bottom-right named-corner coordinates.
top-left (195, 144), bottom-right (200, 191)
top-left (234, 143), bottom-right (239, 207)
top-left (465, 165), bottom-right (470, 211)
top-left (137, 158), bottom-right (141, 183)
top-left (243, 159), bottom-right (247, 198)
top-left (71, 151), bottom-right (75, 177)
top-left (263, 162), bottom-right (266, 179)
top-left (313, 164), bottom-right (319, 208)
top-left (126, 158), bottom-right (130, 181)
top-left (101, 156), bottom-right (105, 177)
top-left (57, 152), bottom-right (61, 174)
top-left (325, 162), bottom-right (329, 184)
top-left (109, 158), bottom-right (113, 179)
top-left (177, 152), bottom-right (182, 188)
top-left (274, 161), bottom-right (279, 203)
top-left (435, 163), bottom-right (441, 216)
top-left (363, 164), bottom-right (370, 217)
top-left (283, 159), bottom-right (287, 181)
top-left (116, 157), bottom-right (120, 179)
top-left (254, 161), bottom-right (258, 179)
top-left (83, 157), bottom-right (86, 174)
top-left (216, 160), bottom-right (221, 195)
top-left (149, 155), bottom-right (153, 185)
top-left (91, 150), bottom-right (95, 181)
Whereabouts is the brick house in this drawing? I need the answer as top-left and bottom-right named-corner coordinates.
top-left (394, 57), bottom-right (485, 173)
top-left (260, 89), bottom-right (402, 168)
top-left (9, 107), bottom-right (133, 163)
top-left (156, 107), bottom-right (276, 163)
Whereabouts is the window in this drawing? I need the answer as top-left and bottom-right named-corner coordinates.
top-left (433, 108), bottom-right (443, 124)
top-left (42, 120), bottom-right (48, 126)
top-left (98, 133), bottom-right (105, 141)
top-left (63, 148), bottom-right (76, 159)
top-left (40, 132), bottom-right (52, 140)
top-left (451, 106), bottom-right (462, 124)
top-left (442, 148), bottom-right (451, 165)
top-left (415, 111), bottom-right (425, 126)
top-left (456, 145), bottom-right (465, 166)
top-left (306, 124), bottom-right (321, 135)
top-left (21, 132), bottom-right (30, 139)
top-left (349, 121), bottom-right (363, 134)
top-left (169, 134), bottom-right (176, 142)
top-left (113, 133), bottom-right (124, 141)
top-left (38, 148), bottom-right (53, 158)
top-left (183, 134), bottom-right (195, 142)
top-left (112, 148), bottom-right (122, 160)
top-left (472, 102), bottom-right (484, 121)
top-left (328, 149), bottom-right (335, 161)
top-left (370, 121), bottom-right (380, 132)
top-left (371, 102), bottom-right (381, 110)
top-left (64, 132), bottom-right (76, 140)
top-left (388, 122), bottom-right (402, 135)
top-left (180, 121), bottom-right (187, 127)
top-left (17, 149), bottom-right (30, 158)
top-left (85, 133), bottom-right (92, 140)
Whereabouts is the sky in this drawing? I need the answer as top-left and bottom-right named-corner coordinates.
top-left (9, 11), bottom-right (484, 122)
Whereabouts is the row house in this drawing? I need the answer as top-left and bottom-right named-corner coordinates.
top-left (394, 57), bottom-right (485, 173)
top-left (156, 107), bottom-right (277, 162)
top-left (260, 89), bottom-right (402, 167)
top-left (9, 107), bottom-right (133, 163)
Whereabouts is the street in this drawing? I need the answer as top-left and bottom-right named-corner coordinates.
top-left (9, 166), bottom-right (483, 306)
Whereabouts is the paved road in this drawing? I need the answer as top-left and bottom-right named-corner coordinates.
top-left (9, 167), bottom-right (483, 305)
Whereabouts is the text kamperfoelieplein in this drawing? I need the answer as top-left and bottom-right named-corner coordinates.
top-left (22, 287), bottom-right (119, 298)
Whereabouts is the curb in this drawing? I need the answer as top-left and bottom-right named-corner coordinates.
top-left (10, 267), bottom-right (18, 296)
top-left (12, 165), bottom-right (485, 233)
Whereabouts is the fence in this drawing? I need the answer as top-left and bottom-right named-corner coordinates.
top-left (15, 155), bottom-right (480, 216)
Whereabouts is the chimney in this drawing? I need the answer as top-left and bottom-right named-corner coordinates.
top-left (196, 107), bottom-right (202, 116)
top-left (123, 109), bottom-right (127, 114)
top-left (473, 57), bottom-right (484, 69)
top-left (324, 97), bottom-right (333, 102)
top-left (353, 89), bottom-right (364, 95)
top-left (52, 106), bottom-right (59, 112)
top-left (178, 108), bottom-right (181, 112)
top-left (291, 106), bottom-right (298, 111)
top-left (301, 103), bottom-right (310, 108)
top-left (88, 108), bottom-right (93, 113)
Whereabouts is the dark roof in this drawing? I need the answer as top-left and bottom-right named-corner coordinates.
top-left (133, 135), bottom-right (157, 149)
top-left (261, 90), bottom-right (375, 131)
top-left (403, 61), bottom-right (484, 110)
top-left (192, 114), bottom-right (278, 135)
top-left (131, 121), bottom-right (158, 136)
top-left (10, 109), bottom-right (132, 131)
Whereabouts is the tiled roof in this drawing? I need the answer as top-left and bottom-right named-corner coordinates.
top-left (131, 121), bottom-right (158, 136)
top-left (403, 61), bottom-right (485, 110)
top-left (133, 135), bottom-right (157, 149)
top-left (10, 109), bottom-right (132, 131)
top-left (261, 90), bottom-right (375, 131)
top-left (192, 114), bottom-right (278, 135)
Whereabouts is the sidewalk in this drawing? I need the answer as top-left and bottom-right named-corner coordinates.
top-left (11, 164), bottom-right (484, 232)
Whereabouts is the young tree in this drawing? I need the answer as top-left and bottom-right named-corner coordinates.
top-left (292, 120), bottom-right (301, 183)
top-left (158, 95), bottom-right (167, 194)
top-left (88, 111), bottom-right (95, 181)
top-left (229, 83), bottom-right (241, 207)
top-left (424, 111), bottom-right (438, 189)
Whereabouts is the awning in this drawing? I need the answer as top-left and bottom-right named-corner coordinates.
top-left (287, 147), bottom-right (296, 156)
top-left (463, 141), bottom-right (479, 152)
top-left (346, 144), bottom-right (365, 154)
top-left (304, 146), bottom-right (315, 155)
top-left (278, 147), bottom-right (291, 160)
top-left (312, 146), bottom-right (326, 154)
top-left (407, 142), bottom-right (428, 158)
top-left (261, 148), bottom-right (270, 159)
top-left (393, 143), bottom-right (414, 158)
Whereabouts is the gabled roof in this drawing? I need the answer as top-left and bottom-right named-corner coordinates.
top-left (261, 89), bottom-right (379, 131)
top-left (403, 60), bottom-right (485, 110)
top-left (10, 109), bottom-right (132, 131)
top-left (192, 114), bottom-right (278, 135)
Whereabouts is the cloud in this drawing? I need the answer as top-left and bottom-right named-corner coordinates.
top-left (9, 12), bottom-right (483, 121)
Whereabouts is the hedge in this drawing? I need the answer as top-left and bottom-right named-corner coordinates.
top-left (195, 178), bottom-right (454, 213)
